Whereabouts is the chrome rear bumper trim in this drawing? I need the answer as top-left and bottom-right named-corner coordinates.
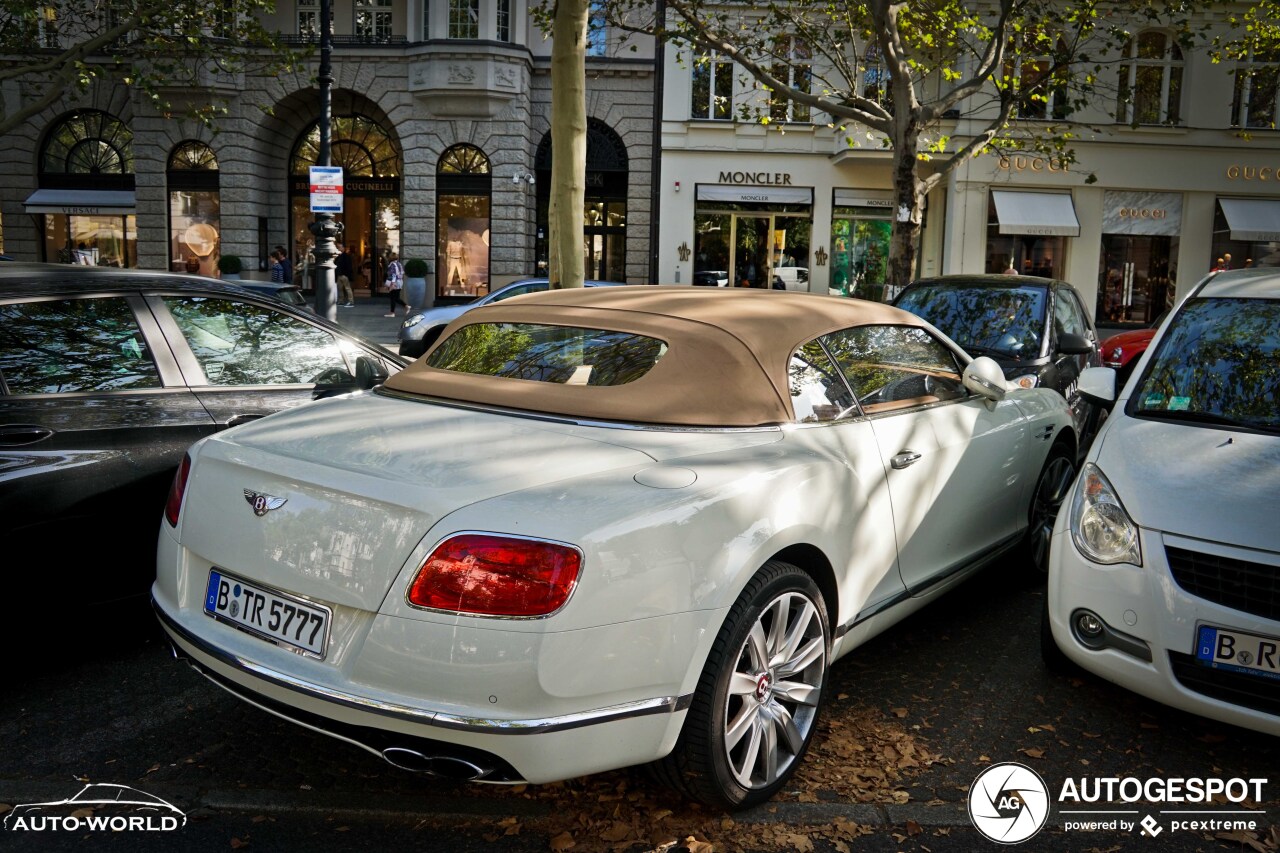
top-left (154, 596), bottom-right (692, 735)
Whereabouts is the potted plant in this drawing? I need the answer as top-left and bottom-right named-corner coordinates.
top-left (217, 255), bottom-right (243, 280)
top-left (403, 258), bottom-right (429, 313)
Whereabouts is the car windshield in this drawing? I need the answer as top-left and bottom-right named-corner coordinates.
top-left (1130, 297), bottom-right (1280, 433)
top-left (896, 284), bottom-right (1046, 360)
top-left (427, 322), bottom-right (668, 386)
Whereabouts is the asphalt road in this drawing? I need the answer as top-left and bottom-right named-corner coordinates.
top-left (3, 555), bottom-right (1276, 853)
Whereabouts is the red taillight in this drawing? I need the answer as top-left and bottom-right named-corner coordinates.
top-left (407, 534), bottom-right (582, 617)
top-left (164, 453), bottom-right (192, 527)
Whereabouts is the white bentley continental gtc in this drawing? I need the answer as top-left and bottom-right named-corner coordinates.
top-left (154, 287), bottom-right (1077, 808)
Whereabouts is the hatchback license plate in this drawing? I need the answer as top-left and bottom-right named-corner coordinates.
top-left (204, 569), bottom-right (330, 659)
top-left (1195, 625), bottom-right (1280, 681)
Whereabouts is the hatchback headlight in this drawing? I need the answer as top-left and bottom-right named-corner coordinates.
top-left (1069, 463), bottom-right (1141, 566)
top-left (402, 315), bottom-right (425, 330)
top-left (1010, 373), bottom-right (1039, 389)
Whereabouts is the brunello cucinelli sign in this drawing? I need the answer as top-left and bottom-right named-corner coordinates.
top-left (1226, 165), bottom-right (1280, 181)
top-left (290, 177), bottom-right (398, 194)
top-left (998, 155), bottom-right (1071, 173)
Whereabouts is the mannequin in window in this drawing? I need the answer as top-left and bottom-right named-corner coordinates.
top-left (445, 237), bottom-right (469, 292)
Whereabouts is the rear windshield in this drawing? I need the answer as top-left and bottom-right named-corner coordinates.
top-left (896, 285), bottom-right (1046, 360)
top-left (1130, 297), bottom-right (1280, 434)
top-left (426, 322), bottom-right (668, 386)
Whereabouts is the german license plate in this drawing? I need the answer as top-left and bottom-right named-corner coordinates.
top-left (204, 569), bottom-right (331, 659)
top-left (1195, 624), bottom-right (1280, 681)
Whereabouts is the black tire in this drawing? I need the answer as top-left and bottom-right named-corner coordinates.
top-left (1024, 440), bottom-right (1076, 574)
top-left (654, 561), bottom-right (829, 810)
top-left (398, 340), bottom-right (426, 358)
top-left (1040, 598), bottom-right (1077, 674)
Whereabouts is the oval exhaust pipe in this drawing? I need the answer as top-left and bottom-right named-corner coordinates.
top-left (382, 747), bottom-right (492, 780)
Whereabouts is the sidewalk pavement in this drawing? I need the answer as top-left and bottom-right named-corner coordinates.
top-left (322, 294), bottom-right (413, 351)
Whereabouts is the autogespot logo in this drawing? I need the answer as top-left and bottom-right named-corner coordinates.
top-left (968, 762), bottom-right (1051, 845)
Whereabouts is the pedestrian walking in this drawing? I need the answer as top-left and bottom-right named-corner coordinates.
top-left (383, 253), bottom-right (405, 317)
top-left (269, 249), bottom-right (287, 283)
top-left (335, 243), bottom-right (355, 306)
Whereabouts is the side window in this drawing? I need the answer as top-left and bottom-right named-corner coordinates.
top-left (0, 298), bottom-right (161, 394)
top-left (489, 282), bottom-right (547, 303)
top-left (822, 325), bottom-right (966, 413)
top-left (788, 340), bottom-right (854, 423)
top-left (1054, 288), bottom-right (1087, 338)
top-left (163, 296), bottom-right (350, 386)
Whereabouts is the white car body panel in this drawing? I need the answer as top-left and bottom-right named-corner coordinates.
top-left (157, 381), bottom-right (1072, 783)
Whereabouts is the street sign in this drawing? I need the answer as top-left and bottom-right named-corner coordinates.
top-left (309, 166), bottom-right (344, 213)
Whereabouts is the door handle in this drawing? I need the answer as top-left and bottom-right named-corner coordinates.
top-left (891, 450), bottom-right (922, 469)
top-left (0, 425), bottom-right (54, 446)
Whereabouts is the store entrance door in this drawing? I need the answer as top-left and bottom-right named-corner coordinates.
top-left (732, 215), bottom-right (771, 287)
top-left (1097, 235), bottom-right (1175, 325)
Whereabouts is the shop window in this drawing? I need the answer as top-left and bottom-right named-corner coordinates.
top-left (692, 51), bottom-right (733, 120)
top-left (355, 0), bottom-right (393, 43)
top-left (291, 114), bottom-right (403, 293)
top-left (1115, 30), bottom-right (1183, 126)
top-left (1232, 53), bottom-right (1280, 129)
top-left (38, 110), bottom-right (137, 267)
top-left (448, 0), bottom-right (478, 39)
top-left (985, 195), bottom-right (1065, 280)
top-left (437, 145), bottom-right (492, 299)
top-left (535, 121), bottom-right (629, 281)
top-left (831, 208), bottom-right (893, 300)
top-left (167, 141), bottom-right (221, 278)
top-left (769, 37), bottom-right (812, 124)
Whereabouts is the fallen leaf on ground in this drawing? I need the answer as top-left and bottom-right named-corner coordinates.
top-left (549, 830), bottom-right (575, 851)
top-left (1019, 747), bottom-right (1046, 759)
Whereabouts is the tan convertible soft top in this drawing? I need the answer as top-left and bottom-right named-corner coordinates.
top-left (383, 286), bottom-right (933, 426)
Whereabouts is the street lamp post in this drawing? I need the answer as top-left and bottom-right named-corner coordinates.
top-left (308, 0), bottom-right (341, 321)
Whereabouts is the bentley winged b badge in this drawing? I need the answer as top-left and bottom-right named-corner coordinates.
top-left (244, 490), bottom-right (287, 517)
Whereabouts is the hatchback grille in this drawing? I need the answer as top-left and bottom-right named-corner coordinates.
top-left (1167, 547), bottom-right (1279, 622)
top-left (1168, 651), bottom-right (1280, 718)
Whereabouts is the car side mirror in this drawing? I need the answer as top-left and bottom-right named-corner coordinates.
top-left (311, 356), bottom-right (389, 400)
top-left (962, 356), bottom-right (1008, 404)
top-left (1057, 332), bottom-right (1094, 356)
top-left (1077, 366), bottom-right (1117, 411)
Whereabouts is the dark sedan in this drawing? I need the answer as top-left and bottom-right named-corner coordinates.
top-left (893, 274), bottom-right (1102, 448)
top-left (0, 264), bottom-right (406, 612)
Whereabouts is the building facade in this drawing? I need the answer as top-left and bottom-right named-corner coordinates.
top-left (0, 0), bottom-right (658, 302)
top-left (658, 13), bottom-right (1280, 326)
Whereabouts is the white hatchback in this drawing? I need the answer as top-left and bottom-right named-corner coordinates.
top-left (1044, 268), bottom-right (1280, 735)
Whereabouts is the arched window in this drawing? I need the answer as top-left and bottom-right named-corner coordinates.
top-left (41, 110), bottom-right (134, 180)
top-left (437, 145), bottom-right (492, 299)
top-left (167, 142), bottom-right (221, 277)
top-left (288, 115), bottom-right (403, 292)
top-left (35, 110), bottom-right (136, 267)
top-left (291, 115), bottom-right (402, 176)
top-left (1116, 31), bottom-right (1183, 125)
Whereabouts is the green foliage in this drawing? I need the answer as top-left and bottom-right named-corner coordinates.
top-left (404, 258), bottom-right (430, 278)
top-left (0, 0), bottom-right (307, 136)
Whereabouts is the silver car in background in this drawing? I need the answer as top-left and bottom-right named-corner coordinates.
top-left (397, 277), bottom-right (625, 357)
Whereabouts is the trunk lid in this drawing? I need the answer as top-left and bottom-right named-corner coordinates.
top-left (178, 393), bottom-right (661, 611)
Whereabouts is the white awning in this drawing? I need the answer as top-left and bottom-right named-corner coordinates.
top-left (24, 189), bottom-right (137, 215)
top-left (697, 184), bottom-right (813, 205)
top-left (1218, 197), bottom-right (1280, 242)
top-left (991, 190), bottom-right (1079, 237)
